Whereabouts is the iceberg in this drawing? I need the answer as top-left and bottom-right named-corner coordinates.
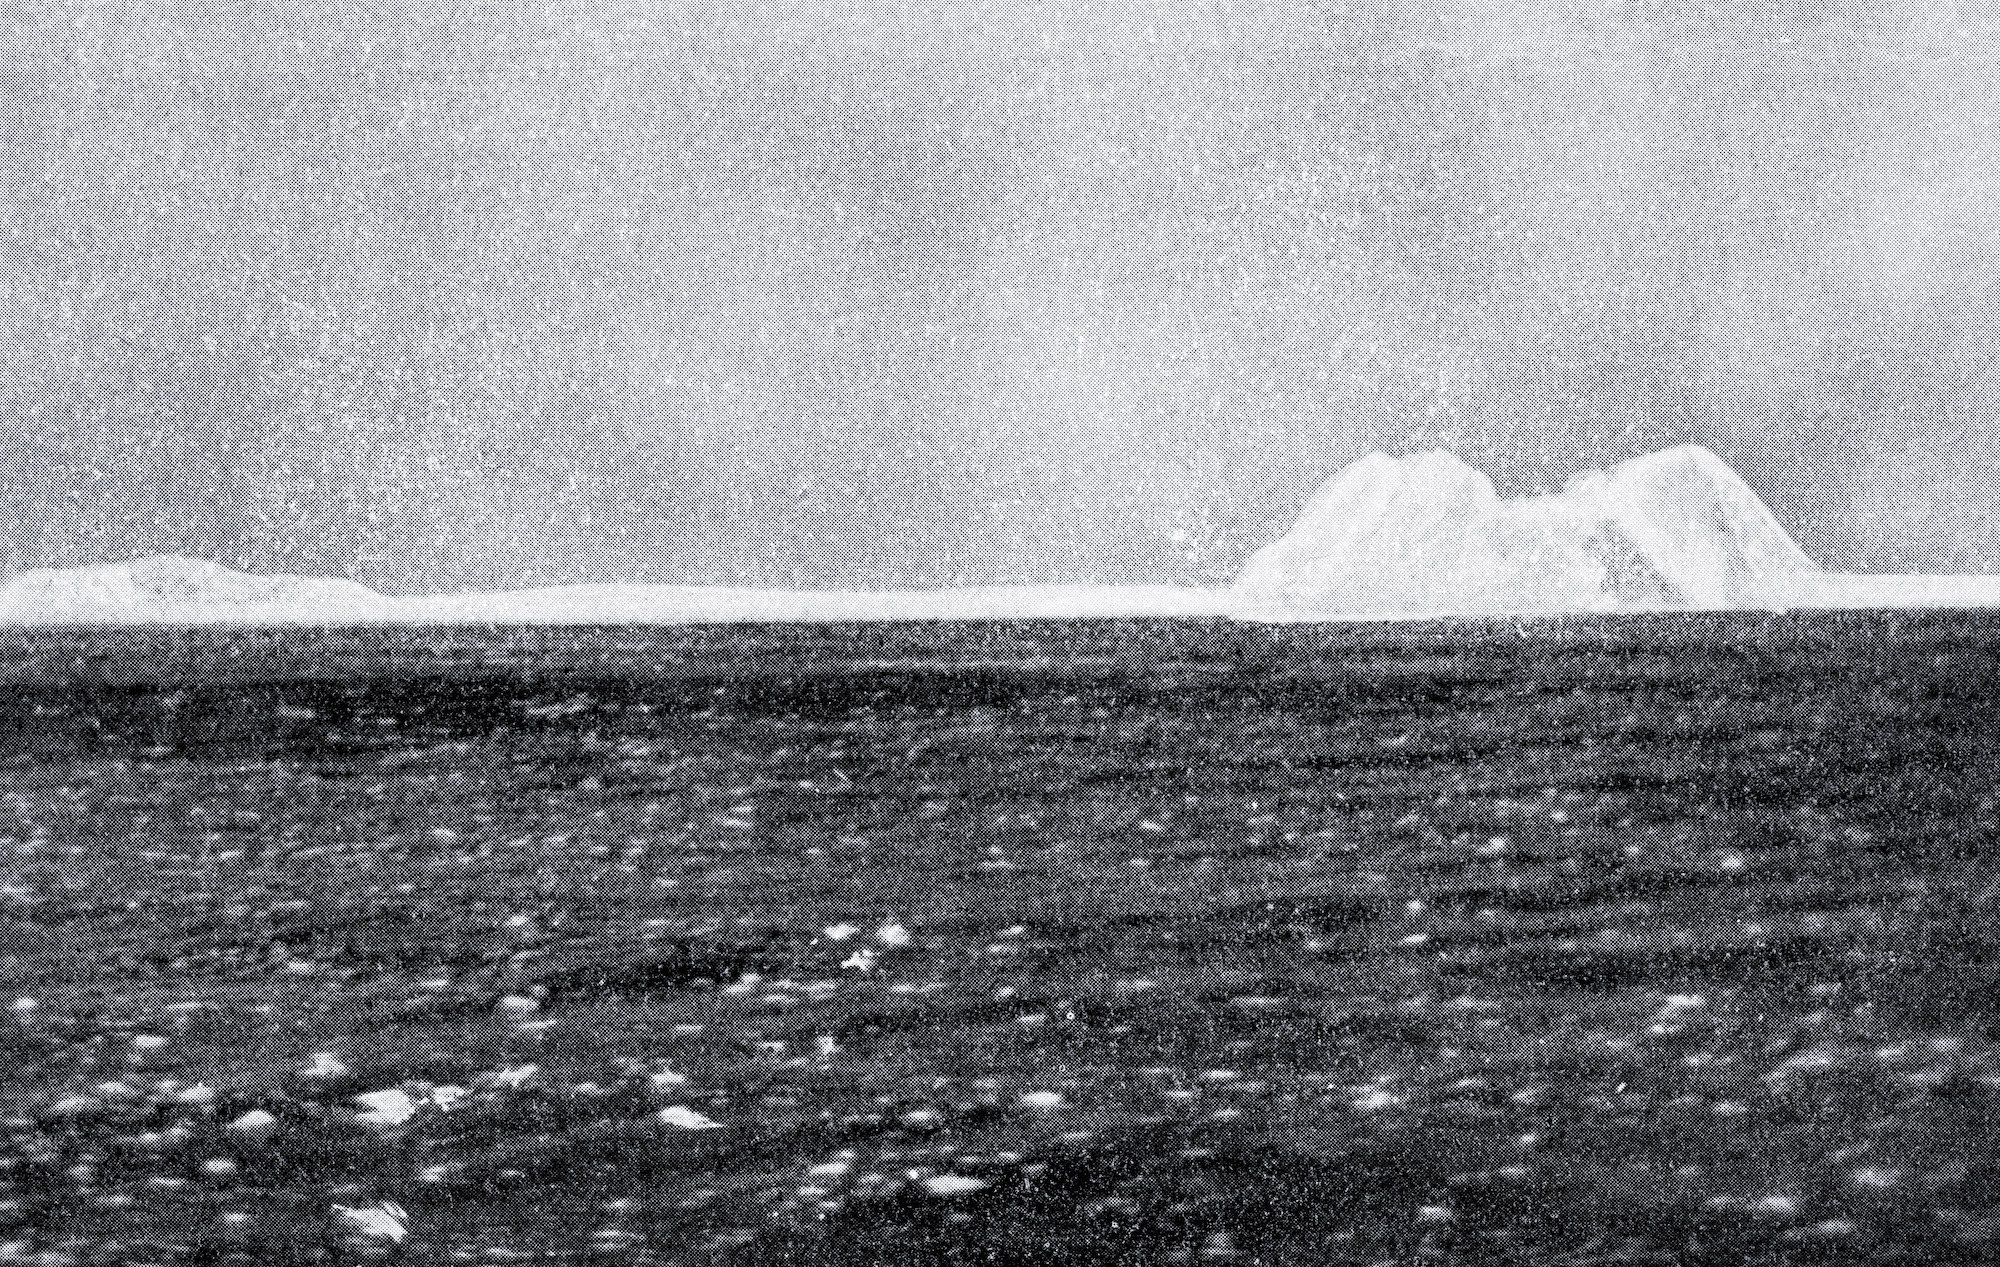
top-left (1234, 445), bottom-right (1832, 618)
top-left (10, 445), bottom-right (2000, 627)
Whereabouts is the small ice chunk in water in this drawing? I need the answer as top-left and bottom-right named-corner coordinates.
top-left (354, 1090), bottom-right (419, 1127)
top-left (301, 1052), bottom-right (350, 1081)
top-left (1352, 1087), bottom-right (1403, 1112)
top-left (823, 923), bottom-right (860, 941)
top-left (922, 1175), bottom-right (988, 1197)
top-left (226, 1109), bottom-right (278, 1140)
top-left (660, 1106), bottom-right (724, 1130)
top-left (876, 922), bottom-right (912, 947)
top-left (486, 1064), bottom-right (539, 1089)
top-left (333, 1202), bottom-right (409, 1243)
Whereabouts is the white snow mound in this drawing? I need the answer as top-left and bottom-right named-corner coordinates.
top-left (1234, 445), bottom-right (1824, 617)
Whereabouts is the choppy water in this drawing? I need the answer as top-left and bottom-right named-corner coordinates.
top-left (4, 612), bottom-right (1999, 1264)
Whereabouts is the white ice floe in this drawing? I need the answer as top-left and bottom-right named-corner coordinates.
top-left (921, 1174), bottom-right (989, 1197)
top-left (659, 1106), bottom-right (725, 1130)
top-left (875, 921), bottom-right (912, 948)
top-left (353, 1089), bottom-right (420, 1127)
top-left (333, 1201), bottom-right (410, 1243)
top-left (300, 1052), bottom-right (350, 1081)
top-left (225, 1109), bottom-right (278, 1140)
top-left (485, 1064), bottom-right (540, 1090)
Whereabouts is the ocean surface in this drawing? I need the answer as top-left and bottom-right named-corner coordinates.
top-left (4, 612), bottom-right (2000, 1265)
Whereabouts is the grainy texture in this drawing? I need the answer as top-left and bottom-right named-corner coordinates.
top-left (4, 613), bottom-right (1999, 1264)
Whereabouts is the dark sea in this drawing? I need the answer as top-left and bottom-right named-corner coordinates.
top-left (4, 612), bottom-right (2000, 1265)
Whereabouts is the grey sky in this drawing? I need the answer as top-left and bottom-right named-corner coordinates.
top-left (4, 0), bottom-right (1999, 590)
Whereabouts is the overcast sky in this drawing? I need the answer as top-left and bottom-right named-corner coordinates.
top-left (4, 0), bottom-right (2000, 590)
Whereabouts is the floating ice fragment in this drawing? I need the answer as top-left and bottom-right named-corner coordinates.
top-left (1352, 1087), bottom-right (1403, 1112)
top-left (841, 948), bottom-right (878, 972)
top-left (876, 922), bottom-right (912, 947)
top-left (823, 923), bottom-right (860, 942)
top-left (226, 1109), bottom-right (278, 1140)
top-left (334, 1202), bottom-right (410, 1243)
top-left (1020, 1091), bottom-right (1065, 1109)
top-left (922, 1175), bottom-right (988, 1197)
top-left (354, 1089), bottom-right (419, 1127)
top-left (176, 1083), bottom-right (217, 1107)
top-left (301, 1052), bottom-right (350, 1081)
top-left (660, 1106), bottom-right (725, 1130)
top-left (484, 1064), bottom-right (539, 1090)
